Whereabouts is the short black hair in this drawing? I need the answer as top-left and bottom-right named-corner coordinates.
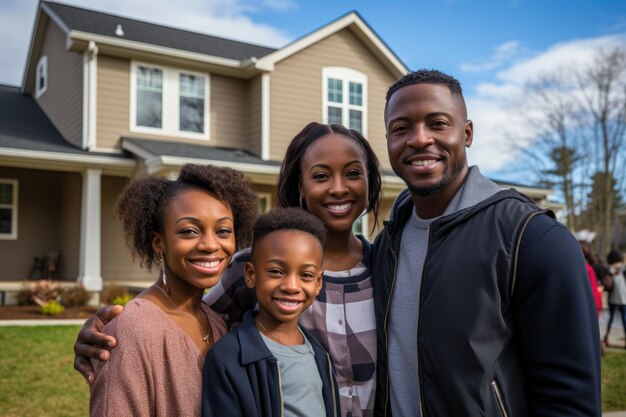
top-left (607, 249), bottom-right (624, 265)
top-left (277, 122), bottom-right (381, 232)
top-left (385, 69), bottom-right (465, 119)
top-left (251, 207), bottom-right (326, 251)
top-left (116, 164), bottom-right (257, 271)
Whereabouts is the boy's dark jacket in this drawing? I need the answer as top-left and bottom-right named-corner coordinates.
top-left (202, 310), bottom-right (340, 417)
top-left (372, 187), bottom-right (601, 416)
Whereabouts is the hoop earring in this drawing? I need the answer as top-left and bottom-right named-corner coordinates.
top-left (158, 253), bottom-right (170, 294)
top-left (299, 195), bottom-right (305, 210)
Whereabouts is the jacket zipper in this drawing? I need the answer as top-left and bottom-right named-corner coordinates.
top-left (276, 360), bottom-right (284, 417)
top-left (383, 226), bottom-right (399, 417)
top-left (490, 379), bottom-right (509, 417)
top-left (326, 352), bottom-right (338, 417)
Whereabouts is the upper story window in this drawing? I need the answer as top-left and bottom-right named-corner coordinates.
top-left (131, 62), bottom-right (209, 140)
top-left (322, 67), bottom-right (367, 136)
top-left (0, 179), bottom-right (18, 240)
top-left (35, 56), bottom-right (48, 98)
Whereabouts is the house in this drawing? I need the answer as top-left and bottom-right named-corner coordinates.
top-left (0, 1), bottom-right (555, 300)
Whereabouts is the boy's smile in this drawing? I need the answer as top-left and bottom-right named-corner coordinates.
top-left (245, 229), bottom-right (323, 333)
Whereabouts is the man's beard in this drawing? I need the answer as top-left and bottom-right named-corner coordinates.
top-left (408, 159), bottom-right (465, 196)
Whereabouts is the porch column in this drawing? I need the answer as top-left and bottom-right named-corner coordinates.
top-left (78, 168), bottom-right (102, 291)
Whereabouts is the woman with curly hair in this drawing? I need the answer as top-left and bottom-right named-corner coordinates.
top-left (89, 164), bottom-right (257, 417)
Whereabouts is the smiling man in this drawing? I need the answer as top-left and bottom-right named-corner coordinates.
top-left (371, 70), bottom-right (601, 416)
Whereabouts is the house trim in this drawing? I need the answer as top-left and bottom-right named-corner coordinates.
top-left (70, 31), bottom-right (245, 69)
top-left (0, 147), bottom-right (135, 176)
top-left (82, 41), bottom-right (98, 150)
top-left (261, 72), bottom-right (270, 160)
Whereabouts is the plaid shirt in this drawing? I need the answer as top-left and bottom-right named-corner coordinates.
top-left (205, 236), bottom-right (376, 417)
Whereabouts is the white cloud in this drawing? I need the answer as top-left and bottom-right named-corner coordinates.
top-left (460, 40), bottom-right (523, 73)
top-left (467, 33), bottom-right (626, 176)
top-left (0, 0), bottom-right (294, 85)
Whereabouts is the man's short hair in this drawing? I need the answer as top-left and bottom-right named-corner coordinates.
top-left (386, 69), bottom-right (463, 103)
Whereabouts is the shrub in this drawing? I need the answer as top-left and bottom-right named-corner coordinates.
top-left (101, 284), bottom-right (132, 306)
top-left (17, 280), bottom-right (62, 306)
top-left (40, 300), bottom-right (65, 315)
top-left (111, 294), bottom-right (133, 306)
top-left (62, 285), bottom-right (92, 308)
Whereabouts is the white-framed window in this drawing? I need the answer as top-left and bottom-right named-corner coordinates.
top-left (35, 56), bottom-right (48, 98)
top-left (257, 193), bottom-right (272, 214)
top-left (0, 179), bottom-right (18, 240)
top-left (130, 62), bottom-right (210, 140)
top-left (322, 67), bottom-right (367, 136)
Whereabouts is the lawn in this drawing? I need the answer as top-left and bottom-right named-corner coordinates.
top-left (0, 325), bottom-right (88, 417)
top-left (0, 325), bottom-right (624, 416)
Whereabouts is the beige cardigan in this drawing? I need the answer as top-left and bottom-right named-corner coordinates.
top-left (90, 298), bottom-right (227, 417)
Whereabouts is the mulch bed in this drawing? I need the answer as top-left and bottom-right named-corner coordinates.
top-left (0, 305), bottom-right (99, 320)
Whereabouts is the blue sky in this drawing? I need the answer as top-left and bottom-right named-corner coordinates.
top-left (1, 0), bottom-right (625, 181)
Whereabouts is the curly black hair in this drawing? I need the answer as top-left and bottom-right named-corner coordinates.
top-left (277, 122), bottom-right (382, 232)
top-left (116, 164), bottom-right (257, 271)
top-left (385, 69), bottom-right (466, 120)
top-left (251, 207), bottom-right (326, 250)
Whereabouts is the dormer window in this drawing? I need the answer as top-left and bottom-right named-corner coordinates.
top-left (35, 56), bottom-right (48, 98)
top-left (131, 62), bottom-right (210, 140)
top-left (322, 67), bottom-right (367, 136)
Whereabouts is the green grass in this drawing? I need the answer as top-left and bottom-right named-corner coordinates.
top-left (603, 350), bottom-right (626, 411)
top-left (0, 325), bottom-right (624, 416)
top-left (0, 326), bottom-right (88, 417)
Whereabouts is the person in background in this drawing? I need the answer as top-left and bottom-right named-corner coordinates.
top-left (579, 241), bottom-right (604, 317)
top-left (604, 249), bottom-right (626, 349)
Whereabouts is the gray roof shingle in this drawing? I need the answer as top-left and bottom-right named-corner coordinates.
top-left (44, 1), bottom-right (277, 61)
top-left (0, 84), bottom-right (90, 154)
top-left (122, 137), bottom-right (281, 167)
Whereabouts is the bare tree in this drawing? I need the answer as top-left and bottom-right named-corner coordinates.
top-left (512, 71), bottom-right (583, 230)
top-left (577, 46), bottom-right (626, 255)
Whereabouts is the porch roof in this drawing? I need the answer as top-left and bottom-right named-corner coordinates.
top-left (0, 84), bottom-right (135, 175)
top-left (121, 137), bottom-right (281, 184)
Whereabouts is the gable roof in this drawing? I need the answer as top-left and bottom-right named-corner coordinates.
top-left (254, 11), bottom-right (409, 77)
top-left (42, 1), bottom-right (276, 61)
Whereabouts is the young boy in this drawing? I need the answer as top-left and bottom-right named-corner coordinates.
top-left (201, 207), bottom-right (340, 417)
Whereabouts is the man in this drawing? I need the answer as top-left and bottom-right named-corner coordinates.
top-left (371, 69), bottom-right (601, 416)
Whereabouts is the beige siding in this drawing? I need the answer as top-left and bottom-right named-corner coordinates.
top-left (97, 56), bottom-right (130, 150)
top-left (0, 168), bottom-right (79, 281)
top-left (269, 28), bottom-right (397, 169)
top-left (96, 57), bottom-right (251, 150)
top-left (58, 173), bottom-right (81, 279)
top-left (101, 176), bottom-right (151, 282)
top-left (210, 74), bottom-right (249, 148)
top-left (36, 22), bottom-right (83, 148)
top-left (247, 75), bottom-right (263, 157)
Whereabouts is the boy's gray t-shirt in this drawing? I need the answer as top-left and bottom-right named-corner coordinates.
top-left (260, 329), bottom-right (326, 417)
